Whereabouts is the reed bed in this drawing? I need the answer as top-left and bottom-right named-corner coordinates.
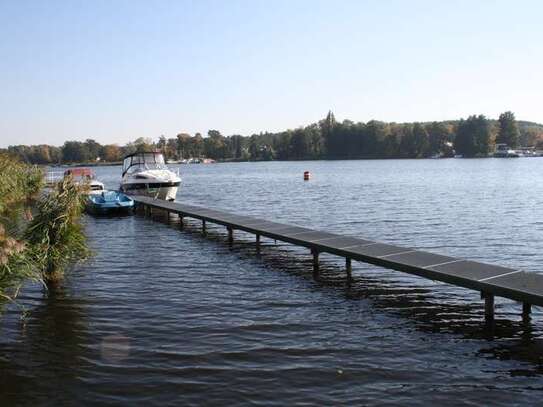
top-left (0, 153), bottom-right (88, 302)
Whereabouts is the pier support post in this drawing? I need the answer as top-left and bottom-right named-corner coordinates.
top-left (312, 249), bottom-right (319, 278)
top-left (256, 234), bottom-right (261, 253)
top-left (202, 219), bottom-right (207, 236)
top-left (179, 215), bottom-right (184, 229)
top-left (522, 302), bottom-right (532, 322)
top-left (166, 211), bottom-right (171, 224)
top-left (227, 227), bottom-right (233, 246)
top-left (483, 292), bottom-right (494, 321)
top-left (346, 258), bottom-right (352, 286)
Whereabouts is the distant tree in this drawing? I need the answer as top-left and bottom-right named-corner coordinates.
top-left (427, 122), bottom-right (451, 155)
top-left (157, 135), bottom-right (167, 155)
top-left (125, 137), bottom-right (154, 154)
top-left (61, 141), bottom-right (90, 163)
top-left (454, 115), bottom-right (491, 157)
top-left (84, 139), bottom-right (102, 161)
top-left (519, 127), bottom-right (543, 147)
top-left (497, 111), bottom-right (520, 148)
top-left (320, 110), bottom-right (336, 155)
top-left (101, 144), bottom-right (122, 162)
top-left (230, 135), bottom-right (245, 159)
top-left (289, 128), bottom-right (311, 159)
top-left (192, 133), bottom-right (204, 157)
top-left (166, 138), bottom-right (177, 160)
top-left (176, 133), bottom-right (191, 159)
top-left (400, 123), bottom-right (429, 158)
top-left (363, 121), bottom-right (387, 156)
top-left (205, 130), bottom-right (225, 159)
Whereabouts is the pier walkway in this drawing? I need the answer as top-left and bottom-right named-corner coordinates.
top-left (134, 196), bottom-right (543, 322)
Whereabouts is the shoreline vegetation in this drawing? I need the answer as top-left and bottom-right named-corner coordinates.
top-left (3, 111), bottom-right (543, 165)
top-left (0, 153), bottom-right (88, 305)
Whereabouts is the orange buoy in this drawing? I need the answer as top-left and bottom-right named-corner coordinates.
top-left (303, 171), bottom-right (311, 181)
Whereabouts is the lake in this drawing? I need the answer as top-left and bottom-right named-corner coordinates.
top-left (2, 158), bottom-right (543, 405)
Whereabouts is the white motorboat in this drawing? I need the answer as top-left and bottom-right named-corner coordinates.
top-left (494, 144), bottom-right (521, 158)
top-left (120, 151), bottom-right (181, 201)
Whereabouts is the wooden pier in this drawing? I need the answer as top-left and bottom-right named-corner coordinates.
top-left (134, 196), bottom-right (543, 322)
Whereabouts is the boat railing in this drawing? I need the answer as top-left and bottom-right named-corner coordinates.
top-left (44, 171), bottom-right (64, 186)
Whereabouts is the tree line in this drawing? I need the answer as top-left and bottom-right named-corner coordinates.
top-left (4, 111), bottom-right (543, 164)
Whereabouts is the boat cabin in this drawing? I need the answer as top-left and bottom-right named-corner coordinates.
top-left (64, 168), bottom-right (94, 179)
top-left (122, 151), bottom-right (167, 176)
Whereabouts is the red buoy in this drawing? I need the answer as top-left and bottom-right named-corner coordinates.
top-left (304, 171), bottom-right (311, 181)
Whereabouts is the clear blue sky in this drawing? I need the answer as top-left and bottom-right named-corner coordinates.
top-left (1, 0), bottom-right (542, 147)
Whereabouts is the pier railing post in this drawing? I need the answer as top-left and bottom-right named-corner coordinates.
top-left (522, 302), bottom-right (532, 322)
top-left (312, 249), bottom-right (319, 278)
top-left (227, 227), bottom-right (233, 245)
top-left (346, 258), bottom-right (352, 286)
top-left (483, 292), bottom-right (494, 321)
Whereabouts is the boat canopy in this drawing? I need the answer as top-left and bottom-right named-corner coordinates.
top-left (122, 151), bottom-right (166, 176)
top-left (64, 168), bottom-right (94, 178)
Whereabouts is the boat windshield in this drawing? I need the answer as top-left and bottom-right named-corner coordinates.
top-left (123, 152), bottom-right (167, 175)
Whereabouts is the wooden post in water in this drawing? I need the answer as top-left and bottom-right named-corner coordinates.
top-left (346, 258), bottom-right (352, 286)
top-left (483, 292), bottom-right (494, 320)
top-left (256, 234), bottom-right (261, 253)
top-left (202, 219), bottom-right (207, 236)
top-left (227, 227), bottom-right (233, 245)
top-left (179, 215), bottom-right (184, 229)
top-left (312, 249), bottom-right (319, 278)
top-left (523, 302), bottom-right (532, 321)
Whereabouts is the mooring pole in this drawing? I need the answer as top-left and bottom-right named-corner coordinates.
top-left (312, 249), bottom-right (319, 278)
top-left (523, 302), bottom-right (532, 322)
top-left (346, 258), bottom-right (352, 285)
top-left (483, 292), bottom-right (495, 321)
top-left (227, 227), bottom-right (233, 245)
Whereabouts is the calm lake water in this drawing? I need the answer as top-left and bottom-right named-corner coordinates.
top-left (2, 159), bottom-right (543, 405)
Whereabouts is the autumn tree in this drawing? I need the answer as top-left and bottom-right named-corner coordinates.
top-left (497, 111), bottom-right (520, 148)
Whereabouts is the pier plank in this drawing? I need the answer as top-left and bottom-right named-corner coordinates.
top-left (133, 196), bottom-right (543, 314)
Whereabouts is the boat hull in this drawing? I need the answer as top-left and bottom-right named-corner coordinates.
top-left (85, 191), bottom-right (135, 216)
top-left (120, 182), bottom-right (179, 201)
top-left (86, 203), bottom-right (134, 216)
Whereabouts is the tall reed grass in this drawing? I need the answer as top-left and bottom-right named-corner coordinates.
top-left (0, 153), bottom-right (88, 301)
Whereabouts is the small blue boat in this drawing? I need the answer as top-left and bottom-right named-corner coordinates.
top-left (85, 190), bottom-right (134, 215)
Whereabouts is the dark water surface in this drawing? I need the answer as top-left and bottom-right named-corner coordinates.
top-left (2, 159), bottom-right (543, 405)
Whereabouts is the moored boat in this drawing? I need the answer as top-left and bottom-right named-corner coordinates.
top-left (85, 190), bottom-right (134, 215)
top-left (120, 151), bottom-right (181, 201)
top-left (63, 168), bottom-right (105, 193)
